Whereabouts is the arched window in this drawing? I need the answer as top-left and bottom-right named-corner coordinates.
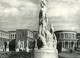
top-left (56, 34), bottom-right (59, 40)
top-left (13, 34), bottom-right (14, 39)
top-left (15, 34), bottom-right (16, 39)
top-left (11, 34), bottom-right (12, 39)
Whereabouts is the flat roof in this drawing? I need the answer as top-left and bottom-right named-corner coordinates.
top-left (54, 30), bottom-right (77, 33)
top-left (8, 31), bottom-right (16, 33)
top-left (16, 29), bottom-right (33, 32)
top-left (0, 30), bottom-right (9, 33)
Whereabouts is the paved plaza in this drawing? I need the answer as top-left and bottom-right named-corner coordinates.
top-left (59, 51), bottom-right (80, 58)
top-left (0, 51), bottom-right (80, 58)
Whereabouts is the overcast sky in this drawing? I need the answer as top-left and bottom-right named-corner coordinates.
top-left (0, 0), bottom-right (80, 32)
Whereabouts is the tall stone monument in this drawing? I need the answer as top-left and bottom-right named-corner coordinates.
top-left (34, 0), bottom-right (58, 58)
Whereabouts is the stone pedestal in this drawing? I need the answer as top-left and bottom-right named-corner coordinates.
top-left (26, 47), bottom-right (29, 52)
top-left (16, 48), bottom-right (19, 52)
top-left (6, 48), bottom-right (9, 52)
top-left (34, 49), bottom-right (58, 58)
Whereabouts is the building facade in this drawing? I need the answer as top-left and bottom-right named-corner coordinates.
top-left (77, 33), bottom-right (80, 48)
top-left (0, 29), bottom-right (35, 52)
top-left (0, 30), bottom-right (10, 51)
top-left (9, 31), bottom-right (16, 39)
top-left (0, 30), bottom-right (9, 39)
top-left (8, 31), bottom-right (16, 51)
top-left (16, 29), bottom-right (35, 52)
top-left (55, 30), bottom-right (78, 52)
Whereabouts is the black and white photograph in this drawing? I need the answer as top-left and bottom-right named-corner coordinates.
top-left (0, 0), bottom-right (80, 58)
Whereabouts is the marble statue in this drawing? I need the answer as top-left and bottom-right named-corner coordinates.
top-left (38, 0), bottom-right (48, 48)
top-left (38, 0), bottom-right (57, 49)
top-left (39, 0), bottom-right (48, 37)
top-left (34, 0), bottom-right (58, 58)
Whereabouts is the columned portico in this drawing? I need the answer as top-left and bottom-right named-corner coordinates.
top-left (61, 40), bottom-right (78, 50)
top-left (55, 30), bottom-right (77, 51)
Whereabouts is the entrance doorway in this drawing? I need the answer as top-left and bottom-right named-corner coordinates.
top-left (9, 39), bottom-right (15, 51)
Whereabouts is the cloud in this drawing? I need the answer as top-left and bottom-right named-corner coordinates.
top-left (53, 22), bottom-right (79, 31)
top-left (48, 1), bottom-right (79, 17)
top-left (0, 0), bottom-right (38, 16)
top-left (0, 0), bottom-right (38, 31)
top-left (0, 0), bottom-right (80, 32)
top-left (46, 0), bottom-right (80, 32)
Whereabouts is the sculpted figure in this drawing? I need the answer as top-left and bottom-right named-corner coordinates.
top-left (39, 0), bottom-right (48, 20)
top-left (53, 34), bottom-right (57, 49)
top-left (50, 24), bottom-right (57, 49)
top-left (38, 23), bottom-right (57, 48)
top-left (38, 0), bottom-right (48, 48)
top-left (45, 24), bottom-right (55, 48)
top-left (34, 0), bottom-right (58, 58)
top-left (39, 0), bottom-right (48, 36)
top-left (38, 0), bottom-right (57, 49)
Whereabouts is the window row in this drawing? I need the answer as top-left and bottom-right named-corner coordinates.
top-left (56, 33), bottom-right (76, 39)
top-left (10, 34), bottom-right (16, 39)
top-left (0, 33), bottom-right (9, 39)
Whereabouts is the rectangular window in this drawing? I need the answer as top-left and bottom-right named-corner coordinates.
top-left (73, 34), bottom-right (74, 39)
top-left (65, 33), bottom-right (68, 39)
top-left (56, 34), bottom-right (59, 40)
top-left (61, 33), bottom-right (64, 39)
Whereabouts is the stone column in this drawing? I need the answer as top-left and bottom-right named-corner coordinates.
top-left (79, 41), bottom-right (80, 47)
top-left (74, 34), bottom-right (75, 39)
top-left (71, 33), bottom-right (72, 39)
top-left (3, 44), bottom-right (5, 52)
top-left (70, 41), bottom-right (71, 48)
top-left (75, 41), bottom-right (77, 47)
top-left (78, 41), bottom-right (80, 47)
top-left (74, 41), bottom-right (76, 46)
top-left (62, 41), bottom-right (63, 48)
top-left (26, 40), bottom-right (29, 52)
top-left (67, 33), bottom-right (69, 39)
top-left (73, 41), bottom-right (76, 50)
top-left (68, 41), bottom-right (69, 48)
top-left (34, 39), bottom-right (38, 49)
top-left (59, 33), bottom-right (61, 39)
top-left (64, 41), bottom-right (65, 48)
top-left (6, 41), bottom-right (9, 52)
top-left (64, 33), bottom-right (65, 39)
top-left (77, 41), bottom-right (78, 47)
top-left (69, 41), bottom-right (70, 48)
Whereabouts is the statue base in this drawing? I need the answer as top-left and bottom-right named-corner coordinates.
top-left (26, 47), bottom-right (29, 52)
top-left (6, 48), bottom-right (9, 52)
top-left (16, 48), bottom-right (19, 52)
top-left (34, 48), bottom-right (58, 58)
